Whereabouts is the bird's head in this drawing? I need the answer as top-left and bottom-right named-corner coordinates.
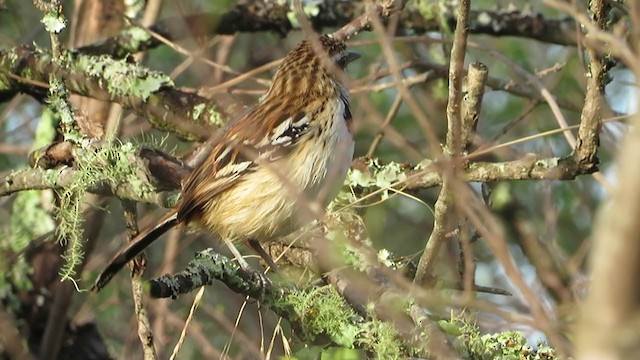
top-left (266, 34), bottom-right (360, 99)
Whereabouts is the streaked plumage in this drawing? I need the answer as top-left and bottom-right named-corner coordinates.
top-left (94, 34), bottom-right (358, 290)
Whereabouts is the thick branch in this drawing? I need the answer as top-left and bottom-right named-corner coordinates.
top-left (149, 250), bottom-right (280, 300)
top-left (575, 93), bottom-right (640, 359)
top-left (0, 146), bottom-right (186, 207)
top-left (461, 62), bottom-right (488, 151)
top-left (575, 1), bottom-right (640, 358)
top-left (350, 156), bottom-right (598, 193)
top-left (80, 2), bottom-right (579, 58)
top-left (2, 150), bottom-right (598, 204)
top-left (0, 47), bottom-right (226, 140)
top-left (572, 0), bottom-right (612, 166)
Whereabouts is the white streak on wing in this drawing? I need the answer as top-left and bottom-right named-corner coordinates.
top-left (270, 118), bottom-right (292, 142)
top-left (215, 160), bottom-right (252, 178)
top-left (268, 114), bottom-right (310, 146)
top-left (271, 135), bottom-right (292, 145)
top-left (292, 115), bottom-right (309, 127)
top-left (215, 146), bottom-right (233, 164)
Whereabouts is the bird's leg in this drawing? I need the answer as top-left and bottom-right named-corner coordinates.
top-left (222, 237), bottom-right (252, 271)
top-left (224, 238), bottom-right (275, 288)
top-left (247, 239), bottom-right (279, 273)
top-left (223, 238), bottom-right (273, 299)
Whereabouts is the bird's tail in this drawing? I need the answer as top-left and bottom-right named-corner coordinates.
top-left (93, 210), bottom-right (179, 291)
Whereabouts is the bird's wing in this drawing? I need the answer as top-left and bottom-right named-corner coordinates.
top-left (176, 102), bottom-right (313, 222)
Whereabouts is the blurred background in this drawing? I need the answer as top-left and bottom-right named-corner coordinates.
top-left (0, 0), bottom-right (630, 358)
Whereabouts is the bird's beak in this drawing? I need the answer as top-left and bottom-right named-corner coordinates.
top-left (345, 51), bottom-right (361, 65)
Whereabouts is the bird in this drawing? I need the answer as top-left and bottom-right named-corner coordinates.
top-left (93, 34), bottom-right (359, 290)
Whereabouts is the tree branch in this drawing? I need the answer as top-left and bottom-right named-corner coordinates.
top-left (0, 145), bottom-right (186, 207)
top-left (413, 0), bottom-right (470, 285)
top-left (0, 47), bottom-right (226, 140)
top-left (1, 147), bottom-right (598, 207)
top-left (350, 155), bottom-right (597, 193)
top-left (80, 2), bottom-right (580, 59)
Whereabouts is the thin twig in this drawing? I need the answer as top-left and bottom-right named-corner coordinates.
top-left (169, 287), bottom-right (206, 360)
top-left (122, 200), bottom-right (157, 360)
top-left (366, 93), bottom-right (403, 157)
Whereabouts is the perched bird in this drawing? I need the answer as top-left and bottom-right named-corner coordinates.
top-left (94, 34), bottom-right (359, 290)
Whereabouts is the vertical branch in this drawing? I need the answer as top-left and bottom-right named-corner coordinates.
top-left (40, 0), bottom-right (129, 356)
top-left (576, 3), bottom-right (640, 358)
top-left (32, 0), bottom-right (65, 58)
top-left (414, 193), bottom-right (454, 285)
top-left (572, 0), bottom-right (610, 166)
top-left (459, 62), bottom-right (487, 294)
top-left (445, 2), bottom-right (470, 157)
top-left (414, 0), bottom-right (470, 285)
top-left (575, 93), bottom-right (640, 359)
top-left (127, 3), bottom-right (161, 358)
top-left (32, 2), bottom-right (87, 358)
top-left (122, 200), bottom-right (157, 360)
top-left (461, 62), bottom-right (488, 152)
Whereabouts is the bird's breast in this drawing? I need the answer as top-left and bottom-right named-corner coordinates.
top-left (289, 96), bottom-right (354, 200)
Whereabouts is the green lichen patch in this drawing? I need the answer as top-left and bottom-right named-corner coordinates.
top-left (45, 84), bottom-right (82, 143)
top-left (347, 159), bottom-right (409, 200)
top-left (75, 54), bottom-right (173, 100)
top-left (443, 317), bottom-right (559, 360)
top-left (189, 103), bottom-right (225, 128)
top-left (41, 11), bottom-right (67, 33)
top-left (277, 284), bottom-right (407, 359)
top-left (280, 285), bottom-right (362, 348)
top-left (192, 103), bottom-right (206, 121)
top-left (360, 307), bottom-right (405, 359)
top-left (122, 25), bottom-right (151, 44)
